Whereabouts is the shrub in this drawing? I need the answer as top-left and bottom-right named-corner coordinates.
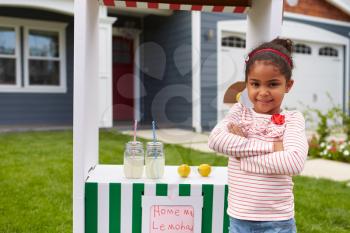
top-left (309, 139), bottom-right (350, 163)
top-left (305, 102), bottom-right (350, 163)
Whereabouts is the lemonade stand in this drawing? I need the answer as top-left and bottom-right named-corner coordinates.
top-left (73, 0), bottom-right (285, 232)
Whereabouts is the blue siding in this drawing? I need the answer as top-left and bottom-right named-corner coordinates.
top-left (0, 7), bottom-right (73, 125)
top-left (141, 11), bottom-right (192, 128)
top-left (200, 13), bottom-right (245, 131)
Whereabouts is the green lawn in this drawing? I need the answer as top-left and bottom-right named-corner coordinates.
top-left (0, 130), bottom-right (349, 233)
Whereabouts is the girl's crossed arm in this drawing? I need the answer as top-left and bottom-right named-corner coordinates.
top-left (239, 111), bottom-right (309, 176)
top-left (208, 103), bottom-right (274, 157)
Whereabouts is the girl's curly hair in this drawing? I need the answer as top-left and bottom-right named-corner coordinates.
top-left (245, 38), bottom-right (294, 81)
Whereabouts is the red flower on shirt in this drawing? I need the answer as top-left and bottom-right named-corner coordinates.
top-left (271, 114), bottom-right (285, 125)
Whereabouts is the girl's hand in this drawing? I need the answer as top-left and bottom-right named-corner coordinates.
top-left (227, 123), bottom-right (246, 137)
top-left (274, 141), bottom-right (284, 152)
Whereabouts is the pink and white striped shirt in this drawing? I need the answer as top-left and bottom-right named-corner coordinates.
top-left (208, 103), bottom-right (308, 221)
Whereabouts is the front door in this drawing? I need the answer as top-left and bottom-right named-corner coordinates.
top-left (113, 36), bottom-right (134, 121)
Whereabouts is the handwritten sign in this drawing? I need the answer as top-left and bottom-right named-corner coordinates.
top-left (150, 205), bottom-right (194, 233)
top-left (142, 196), bottom-right (203, 233)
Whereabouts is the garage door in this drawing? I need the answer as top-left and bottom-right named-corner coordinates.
top-left (219, 34), bottom-right (344, 121)
top-left (284, 42), bottom-right (343, 113)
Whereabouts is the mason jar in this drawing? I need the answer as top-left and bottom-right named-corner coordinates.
top-left (123, 141), bottom-right (144, 179)
top-left (145, 141), bottom-right (165, 179)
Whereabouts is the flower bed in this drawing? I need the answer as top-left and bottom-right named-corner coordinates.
top-left (304, 103), bottom-right (350, 163)
top-left (308, 136), bottom-right (350, 163)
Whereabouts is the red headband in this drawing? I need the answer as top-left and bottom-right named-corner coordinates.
top-left (246, 48), bottom-right (292, 68)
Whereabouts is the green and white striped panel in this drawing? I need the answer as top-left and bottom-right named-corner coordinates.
top-left (85, 182), bottom-right (229, 233)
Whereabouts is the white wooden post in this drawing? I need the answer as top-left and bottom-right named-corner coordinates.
top-left (192, 11), bottom-right (201, 133)
top-left (246, 0), bottom-right (284, 51)
top-left (73, 0), bottom-right (100, 232)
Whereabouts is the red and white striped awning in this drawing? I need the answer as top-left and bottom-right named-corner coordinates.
top-left (99, 0), bottom-right (250, 13)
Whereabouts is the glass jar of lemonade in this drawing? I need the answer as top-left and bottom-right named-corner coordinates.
top-left (123, 141), bottom-right (144, 179)
top-left (145, 141), bottom-right (165, 179)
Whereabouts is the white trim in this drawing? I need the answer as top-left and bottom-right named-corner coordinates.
top-left (284, 12), bottom-right (350, 27)
top-left (0, 24), bottom-right (21, 89)
top-left (0, 16), bottom-right (68, 29)
top-left (98, 16), bottom-right (117, 128)
top-left (0, 17), bottom-right (68, 93)
top-left (100, 17), bottom-right (117, 25)
top-left (0, 88), bottom-right (69, 93)
top-left (108, 6), bottom-right (173, 17)
top-left (0, 0), bottom-right (74, 15)
top-left (220, 20), bottom-right (349, 45)
top-left (326, 0), bottom-right (350, 17)
top-left (112, 27), bottom-right (142, 122)
top-left (192, 11), bottom-right (201, 132)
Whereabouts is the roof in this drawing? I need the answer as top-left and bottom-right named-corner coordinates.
top-left (326, 0), bottom-right (350, 15)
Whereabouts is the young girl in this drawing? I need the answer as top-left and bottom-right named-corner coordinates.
top-left (208, 38), bottom-right (308, 233)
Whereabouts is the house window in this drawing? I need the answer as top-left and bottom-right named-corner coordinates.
top-left (0, 26), bottom-right (20, 86)
top-left (27, 29), bottom-right (60, 86)
top-left (0, 17), bottom-right (67, 93)
top-left (293, 43), bottom-right (311, 54)
top-left (222, 36), bottom-right (246, 48)
top-left (319, 46), bottom-right (338, 57)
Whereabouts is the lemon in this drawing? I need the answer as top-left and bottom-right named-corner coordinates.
top-left (178, 164), bottom-right (191, 178)
top-left (198, 164), bottom-right (211, 177)
top-left (235, 92), bottom-right (242, 102)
